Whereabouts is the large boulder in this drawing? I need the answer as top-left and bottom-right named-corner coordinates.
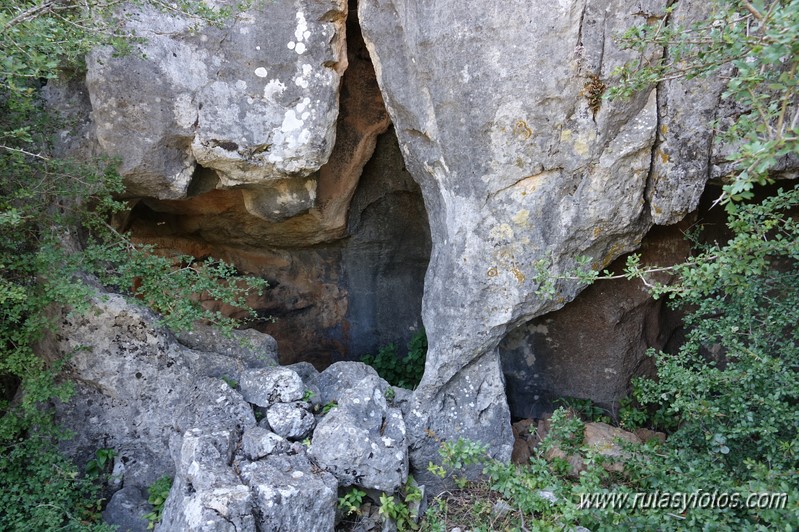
top-left (102, 486), bottom-right (151, 532)
top-left (86, 0), bottom-right (347, 220)
top-left (240, 455), bottom-right (338, 532)
top-left (159, 427), bottom-right (256, 531)
top-left (310, 362), bottom-right (408, 493)
top-left (239, 366), bottom-right (305, 407)
top-left (358, 0), bottom-right (711, 476)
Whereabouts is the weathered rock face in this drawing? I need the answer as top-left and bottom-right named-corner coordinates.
top-left (127, 127), bottom-right (430, 365)
top-left (87, 0), bottom-right (347, 214)
top-left (52, 293), bottom-right (275, 488)
top-left (647, 1), bottom-right (729, 224)
top-left (52, 1), bottom-right (427, 366)
top-left (239, 455), bottom-right (338, 532)
top-left (358, 0), bottom-right (711, 474)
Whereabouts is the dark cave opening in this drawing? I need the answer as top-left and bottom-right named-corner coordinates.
top-left (122, 1), bottom-right (432, 370)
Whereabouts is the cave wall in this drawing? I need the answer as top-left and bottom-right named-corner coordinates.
top-left (87, 0), bottom-right (432, 366)
top-left (500, 221), bottom-right (692, 419)
top-left (128, 127), bottom-right (430, 366)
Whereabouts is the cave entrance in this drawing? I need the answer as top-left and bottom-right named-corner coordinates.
top-left (498, 221), bottom-right (692, 422)
top-left (124, 2), bottom-right (432, 369)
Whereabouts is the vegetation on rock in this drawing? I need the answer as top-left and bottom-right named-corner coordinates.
top-left (425, 1), bottom-right (799, 529)
top-left (362, 329), bottom-right (427, 389)
top-left (0, 1), bottom-right (263, 528)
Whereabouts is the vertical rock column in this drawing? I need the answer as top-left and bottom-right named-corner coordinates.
top-left (359, 0), bottom-right (670, 474)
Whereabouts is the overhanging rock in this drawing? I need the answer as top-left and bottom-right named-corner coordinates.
top-left (86, 0), bottom-right (347, 220)
top-left (358, 0), bottom-right (703, 477)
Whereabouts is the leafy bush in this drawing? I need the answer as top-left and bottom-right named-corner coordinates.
top-left (143, 475), bottom-right (173, 530)
top-left (362, 330), bottom-right (427, 389)
top-left (377, 477), bottom-right (423, 531)
top-left (0, 1), bottom-right (261, 528)
top-left (0, 435), bottom-right (115, 531)
top-left (338, 487), bottom-right (366, 517)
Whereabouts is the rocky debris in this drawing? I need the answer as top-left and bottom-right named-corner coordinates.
top-left (240, 455), bottom-right (338, 532)
top-left (310, 362), bottom-right (409, 493)
top-left (543, 421), bottom-right (643, 476)
top-left (239, 366), bottom-right (305, 407)
top-left (510, 418), bottom-right (542, 465)
top-left (241, 427), bottom-right (290, 461)
top-left (265, 401), bottom-right (316, 440)
top-left (49, 293), bottom-right (422, 529)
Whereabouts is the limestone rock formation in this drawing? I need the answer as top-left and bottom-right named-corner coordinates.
top-left (358, 0), bottom-right (682, 475)
top-left (52, 0), bottom-right (752, 499)
top-left (52, 292), bottom-right (273, 489)
top-left (86, 0), bottom-right (347, 220)
top-left (310, 362), bottom-right (409, 493)
top-left (51, 292), bottom-right (425, 528)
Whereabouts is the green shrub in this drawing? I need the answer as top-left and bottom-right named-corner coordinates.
top-left (0, 436), bottom-right (115, 531)
top-left (0, 1), bottom-right (260, 528)
top-left (337, 487), bottom-right (366, 517)
top-left (377, 477), bottom-right (423, 531)
top-left (362, 330), bottom-right (427, 389)
top-left (143, 475), bottom-right (173, 530)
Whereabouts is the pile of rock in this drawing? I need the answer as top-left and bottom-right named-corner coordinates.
top-left (51, 293), bottom-right (411, 531)
top-left (511, 415), bottom-right (666, 477)
top-left (158, 362), bottom-right (410, 531)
